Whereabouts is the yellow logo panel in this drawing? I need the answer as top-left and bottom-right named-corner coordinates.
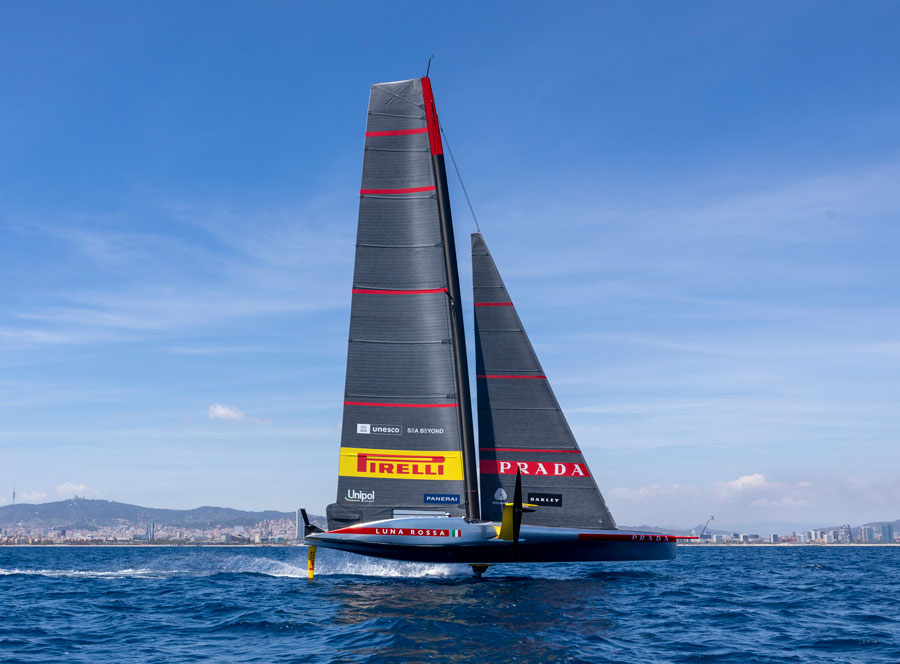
top-left (339, 447), bottom-right (463, 481)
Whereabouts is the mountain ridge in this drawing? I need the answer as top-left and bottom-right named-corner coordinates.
top-left (0, 498), bottom-right (301, 530)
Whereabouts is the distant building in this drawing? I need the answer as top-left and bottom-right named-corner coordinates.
top-left (860, 526), bottom-right (875, 543)
top-left (838, 524), bottom-right (851, 544)
top-left (768, 534), bottom-right (779, 543)
top-left (881, 523), bottom-right (895, 543)
top-left (146, 523), bottom-right (155, 541)
top-left (296, 509), bottom-right (302, 541)
top-left (797, 533), bottom-right (808, 544)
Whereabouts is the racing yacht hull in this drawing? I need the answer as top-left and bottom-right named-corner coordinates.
top-left (306, 516), bottom-right (679, 563)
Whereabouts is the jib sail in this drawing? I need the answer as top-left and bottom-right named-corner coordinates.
top-left (326, 78), bottom-right (476, 530)
top-left (472, 232), bottom-right (616, 529)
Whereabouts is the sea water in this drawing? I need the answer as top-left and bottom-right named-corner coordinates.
top-left (0, 546), bottom-right (897, 663)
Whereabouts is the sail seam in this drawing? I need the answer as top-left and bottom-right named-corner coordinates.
top-left (344, 401), bottom-right (457, 408)
top-left (366, 128), bottom-right (427, 137)
top-left (359, 194), bottom-right (436, 200)
top-left (356, 243), bottom-right (442, 249)
top-left (348, 393), bottom-right (456, 398)
top-left (352, 287), bottom-right (447, 295)
top-left (479, 447), bottom-right (582, 454)
top-left (360, 186), bottom-right (436, 195)
top-left (349, 339), bottom-right (450, 345)
top-left (364, 147), bottom-right (430, 153)
top-left (477, 407), bottom-right (558, 411)
top-left (367, 111), bottom-right (423, 118)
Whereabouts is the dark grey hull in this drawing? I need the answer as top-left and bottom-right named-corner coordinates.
top-left (310, 538), bottom-right (676, 563)
top-left (306, 517), bottom-right (680, 564)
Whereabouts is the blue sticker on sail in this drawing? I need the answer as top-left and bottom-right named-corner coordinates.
top-left (424, 494), bottom-right (460, 504)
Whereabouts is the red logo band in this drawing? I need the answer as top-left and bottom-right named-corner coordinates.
top-left (479, 460), bottom-right (589, 477)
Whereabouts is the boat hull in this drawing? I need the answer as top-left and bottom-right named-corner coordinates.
top-left (306, 516), bottom-right (678, 564)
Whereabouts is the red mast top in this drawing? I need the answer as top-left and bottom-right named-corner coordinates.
top-left (421, 77), bottom-right (444, 156)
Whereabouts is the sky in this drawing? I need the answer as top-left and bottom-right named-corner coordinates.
top-left (1, 2), bottom-right (898, 531)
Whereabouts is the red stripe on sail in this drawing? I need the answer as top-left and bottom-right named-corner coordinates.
top-left (344, 401), bottom-right (457, 408)
top-left (360, 186), bottom-right (435, 195)
top-left (474, 302), bottom-right (513, 306)
top-left (352, 288), bottom-right (447, 295)
top-left (477, 374), bottom-right (546, 379)
top-left (366, 128), bottom-right (427, 137)
top-left (479, 448), bottom-right (581, 454)
top-left (421, 77), bottom-right (443, 156)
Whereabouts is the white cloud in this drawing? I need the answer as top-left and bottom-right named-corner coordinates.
top-left (0, 491), bottom-right (47, 505)
top-left (713, 474), bottom-right (816, 510)
top-left (609, 483), bottom-right (700, 503)
top-left (208, 403), bottom-right (245, 420)
top-left (56, 482), bottom-right (97, 496)
top-left (207, 403), bottom-right (268, 424)
top-left (715, 473), bottom-right (769, 498)
top-left (4, 197), bottom-right (353, 349)
top-left (608, 473), bottom-right (826, 527)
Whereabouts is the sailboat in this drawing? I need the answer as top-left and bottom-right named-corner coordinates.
top-left (302, 76), bottom-right (692, 576)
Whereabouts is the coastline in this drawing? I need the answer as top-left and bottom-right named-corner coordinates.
top-left (679, 542), bottom-right (898, 547)
top-left (2, 542), bottom-right (896, 548)
top-left (0, 543), bottom-right (304, 548)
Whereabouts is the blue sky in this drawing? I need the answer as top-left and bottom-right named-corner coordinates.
top-left (1, 2), bottom-right (898, 530)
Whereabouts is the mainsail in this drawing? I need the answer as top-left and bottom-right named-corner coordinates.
top-left (326, 78), bottom-right (477, 530)
top-left (472, 232), bottom-right (616, 530)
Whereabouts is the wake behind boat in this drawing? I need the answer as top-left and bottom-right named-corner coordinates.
top-left (303, 76), bottom-right (692, 576)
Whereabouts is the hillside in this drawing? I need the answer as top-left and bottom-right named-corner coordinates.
top-left (0, 498), bottom-right (298, 530)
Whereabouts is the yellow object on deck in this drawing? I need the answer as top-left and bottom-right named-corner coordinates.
top-left (497, 502), bottom-right (537, 540)
top-left (307, 545), bottom-right (317, 579)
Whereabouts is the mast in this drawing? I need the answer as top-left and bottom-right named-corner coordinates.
top-left (422, 77), bottom-right (479, 521)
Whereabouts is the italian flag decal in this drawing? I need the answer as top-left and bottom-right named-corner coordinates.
top-left (450, 530), bottom-right (462, 538)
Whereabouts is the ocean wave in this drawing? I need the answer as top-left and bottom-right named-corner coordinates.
top-left (0, 567), bottom-right (185, 578)
top-left (217, 552), bottom-right (463, 578)
top-left (1, 547), bottom-right (898, 663)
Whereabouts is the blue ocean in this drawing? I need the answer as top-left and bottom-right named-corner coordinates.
top-left (1, 546), bottom-right (897, 663)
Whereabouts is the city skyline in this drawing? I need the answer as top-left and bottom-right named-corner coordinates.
top-left (2, 3), bottom-right (899, 528)
top-left (1, 497), bottom-right (896, 543)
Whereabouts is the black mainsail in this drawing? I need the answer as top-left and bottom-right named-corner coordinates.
top-left (472, 232), bottom-right (616, 530)
top-left (326, 78), bottom-right (478, 530)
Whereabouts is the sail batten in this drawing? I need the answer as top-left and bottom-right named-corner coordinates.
top-left (472, 232), bottom-right (616, 530)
